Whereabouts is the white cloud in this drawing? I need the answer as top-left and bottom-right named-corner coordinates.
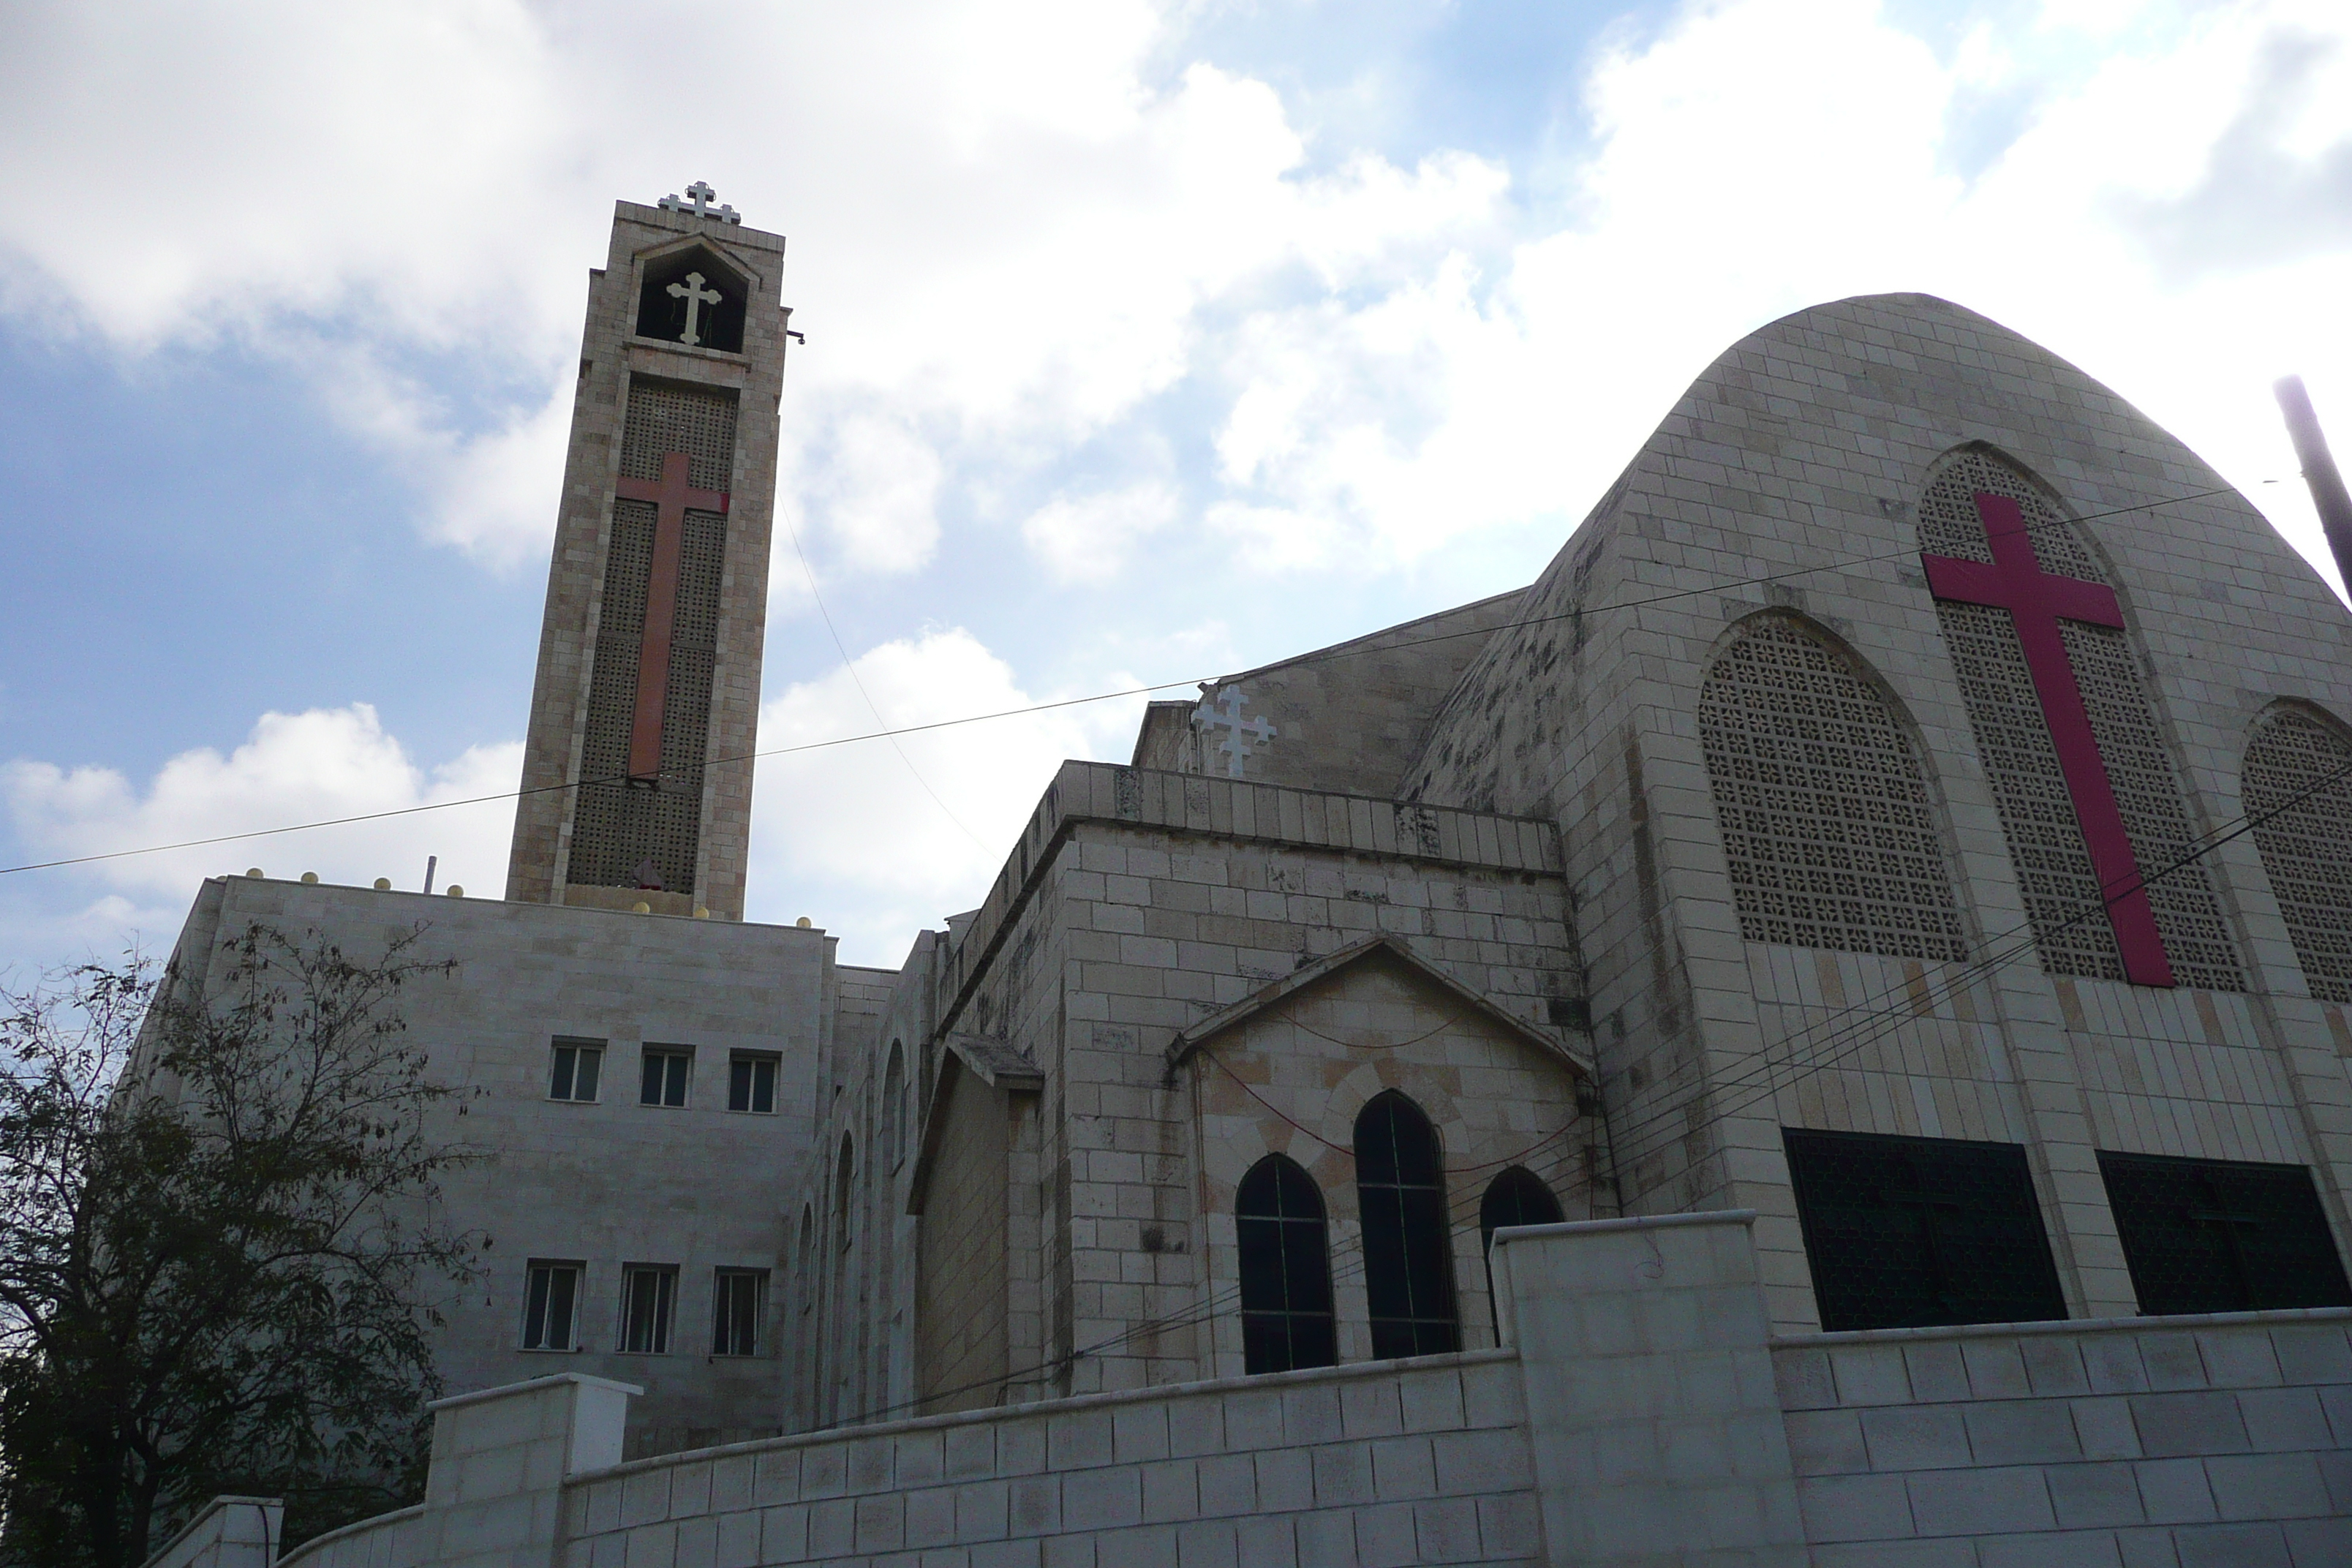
top-left (1186, 0), bottom-right (2352, 587)
top-left (747, 629), bottom-right (1142, 963)
top-left (0, 4), bottom-right (1524, 581)
top-left (1022, 480), bottom-right (1180, 583)
top-left (2, 706), bottom-right (521, 907)
top-left (796, 413), bottom-right (947, 576)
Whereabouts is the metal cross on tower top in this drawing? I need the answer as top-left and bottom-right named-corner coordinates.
top-left (658, 180), bottom-right (742, 224)
top-left (666, 272), bottom-right (723, 347)
top-left (1196, 687), bottom-right (1275, 779)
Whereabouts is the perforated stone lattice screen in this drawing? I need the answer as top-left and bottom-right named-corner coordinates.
top-left (620, 380), bottom-right (738, 490)
top-left (570, 500), bottom-right (659, 890)
top-left (2243, 707), bottom-right (2352, 1004)
top-left (563, 379), bottom-right (741, 896)
top-left (1923, 452), bottom-right (2244, 990)
top-left (1698, 617), bottom-right (1970, 962)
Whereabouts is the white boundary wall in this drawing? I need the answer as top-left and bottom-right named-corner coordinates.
top-left (214, 1214), bottom-right (2348, 1568)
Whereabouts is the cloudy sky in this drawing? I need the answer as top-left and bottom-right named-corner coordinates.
top-left (3, 0), bottom-right (2350, 977)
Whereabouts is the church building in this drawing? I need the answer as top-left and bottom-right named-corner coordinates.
top-left (156, 192), bottom-right (2352, 1567)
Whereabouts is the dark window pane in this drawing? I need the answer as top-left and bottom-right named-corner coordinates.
top-left (1480, 1168), bottom-right (1564, 1337)
top-left (525, 1264), bottom-right (577, 1350)
top-left (641, 1055), bottom-right (665, 1106)
top-left (546, 1267), bottom-right (576, 1350)
top-left (549, 1047), bottom-right (576, 1101)
top-left (1784, 1128), bottom-right (2067, 1332)
top-left (2099, 1151), bottom-right (2352, 1315)
top-left (624, 1268), bottom-right (675, 1353)
top-left (1479, 1167), bottom-right (1564, 1251)
top-left (729, 1058), bottom-right (753, 1112)
top-left (524, 1267), bottom-right (550, 1346)
top-left (663, 1054), bottom-right (689, 1107)
top-left (1354, 1092), bottom-right (1459, 1358)
top-left (1236, 1155), bottom-right (1336, 1374)
top-left (753, 1058), bottom-right (777, 1115)
top-left (713, 1271), bottom-right (761, 1355)
top-left (574, 1049), bottom-right (599, 1102)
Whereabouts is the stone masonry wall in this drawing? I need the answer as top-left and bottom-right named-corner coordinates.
top-left (230, 1213), bottom-right (2351, 1568)
top-left (155, 875), bottom-right (829, 1453)
top-left (1405, 293), bottom-right (2352, 1335)
top-left (1776, 1309), bottom-right (2352, 1566)
top-left (914, 1063), bottom-right (1014, 1415)
top-left (559, 1350), bottom-right (1540, 1568)
top-left (1188, 588), bottom-right (1531, 798)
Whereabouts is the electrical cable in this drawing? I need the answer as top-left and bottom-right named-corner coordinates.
top-left (779, 498), bottom-right (990, 850)
top-left (0, 481), bottom-right (2249, 879)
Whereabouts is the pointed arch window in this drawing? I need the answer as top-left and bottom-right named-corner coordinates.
top-left (1236, 1156), bottom-right (1337, 1373)
top-left (1698, 615), bottom-right (1969, 962)
top-left (2242, 706), bottom-right (2352, 1003)
top-left (1478, 1166), bottom-right (1563, 1338)
top-left (883, 1043), bottom-right (908, 1170)
top-left (1918, 448), bottom-right (2242, 989)
top-left (1354, 1092), bottom-right (1459, 1358)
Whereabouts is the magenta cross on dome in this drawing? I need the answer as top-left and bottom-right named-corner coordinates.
top-left (1923, 492), bottom-right (2174, 988)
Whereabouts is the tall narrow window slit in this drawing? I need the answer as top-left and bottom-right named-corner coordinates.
top-left (1235, 1155), bottom-right (1336, 1374)
top-left (1354, 1091), bottom-right (1460, 1359)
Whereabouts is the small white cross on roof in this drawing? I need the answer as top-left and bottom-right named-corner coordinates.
top-left (1195, 687), bottom-right (1276, 779)
top-left (658, 180), bottom-right (742, 225)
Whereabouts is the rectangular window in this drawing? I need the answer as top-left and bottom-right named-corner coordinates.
top-left (549, 1039), bottom-right (603, 1102)
top-left (728, 1052), bottom-right (779, 1114)
top-left (1784, 1128), bottom-right (2068, 1333)
top-left (522, 1261), bottom-right (582, 1351)
top-left (620, 1265), bottom-right (677, 1353)
top-left (639, 1048), bottom-right (690, 1108)
top-left (2099, 1151), bottom-right (2352, 1315)
top-left (712, 1267), bottom-right (766, 1355)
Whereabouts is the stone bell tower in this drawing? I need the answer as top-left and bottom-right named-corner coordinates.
top-left (505, 184), bottom-right (793, 921)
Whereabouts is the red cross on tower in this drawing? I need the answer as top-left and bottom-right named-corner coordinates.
top-left (614, 452), bottom-right (730, 783)
top-left (1923, 492), bottom-right (2173, 987)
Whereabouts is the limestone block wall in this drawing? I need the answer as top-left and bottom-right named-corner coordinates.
top-left (1405, 292), bottom-right (2352, 1334)
top-left (1495, 1210), bottom-right (1810, 1567)
top-left (1775, 1308), bottom-right (2352, 1567)
top-left (152, 875), bottom-right (831, 1455)
top-left (558, 1350), bottom-right (1540, 1568)
top-left (187, 1209), bottom-right (2352, 1568)
top-left (909, 761), bottom-right (1583, 1402)
top-left (145, 1497), bottom-right (282, 1568)
top-left (1183, 588), bottom-right (1531, 796)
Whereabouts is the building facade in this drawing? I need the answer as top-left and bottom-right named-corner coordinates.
top-left (145, 202), bottom-right (2352, 1561)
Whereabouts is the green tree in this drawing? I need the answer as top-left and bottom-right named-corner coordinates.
top-left (0, 925), bottom-right (479, 1566)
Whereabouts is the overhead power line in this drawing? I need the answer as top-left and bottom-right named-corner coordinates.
top-left (0, 481), bottom-right (2253, 878)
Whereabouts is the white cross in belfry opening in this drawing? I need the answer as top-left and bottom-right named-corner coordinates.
top-left (1196, 687), bottom-right (1275, 778)
top-left (667, 272), bottom-right (723, 347)
top-left (658, 180), bottom-right (741, 223)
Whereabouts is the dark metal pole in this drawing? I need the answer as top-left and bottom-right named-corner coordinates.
top-left (2276, 375), bottom-right (2352, 595)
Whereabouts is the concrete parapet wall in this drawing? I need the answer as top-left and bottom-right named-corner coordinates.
top-left (1774, 1308), bottom-right (2352, 1567)
top-left (206, 1212), bottom-right (2352, 1568)
top-left (561, 1349), bottom-right (1540, 1567)
top-left (143, 1496), bottom-right (283, 1568)
top-left (1495, 1210), bottom-right (1809, 1567)
top-left (275, 1507), bottom-right (424, 1568)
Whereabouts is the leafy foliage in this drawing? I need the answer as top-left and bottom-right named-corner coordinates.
top-left (0, 925), bottom-right (478, 1567)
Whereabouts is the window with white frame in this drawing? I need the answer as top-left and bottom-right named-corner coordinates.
top-left (640, 1047), bottom-right (690, 1107)
top-left (620, 1264), bottom-right (678, 1353)
top-left (728, 1052), bottom-right (779, 1114)
top-left (548, 1039), bottom-right (603, 1102)
top-left (522, 1261), bottom-right (583, 1351)
top-left (712, 1267), bottom-right (766, 1355)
